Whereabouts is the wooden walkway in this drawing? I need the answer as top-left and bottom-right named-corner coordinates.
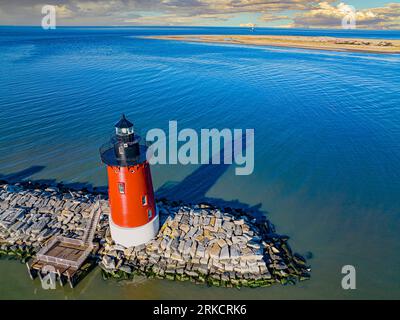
top-left (27, 199), bottom-right (102, 288)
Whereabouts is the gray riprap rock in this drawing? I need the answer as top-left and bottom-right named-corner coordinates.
top-left (170, 238), bottom-right (179, 251)
top-left (30, 219), bottom-right (50, 234)
top-left (134, 243), bottom-right (146, 252)
top-left (37, 228), bottom-right (55, 241)
top-left (249, 265), bottom-right (260, 274)
top-left (233, 218), bottom-right (244, 225)
top-left (102, 255), bottom-right (116, 270)
top-left (242, 248), bottom-right (264, 261)
top-left (234, 226), bottom-right (242, 236)
top-left (222, 221), bottom-right (234, 231)
top-left (183, 239), bottom-right (192, 255)
top-left (224, 262), bottom-right (234, 272)
top-left (0, 208), bottom-right (26, 228)
top-left (274, 262), bottom-right (288, 270)
top-left (160, 237), bottom-right (169, 250)
top-left (219, 245), bottom-right (229, 260)
top-left (10, 221), bottom-right (24, 232)
top-left (178, 240), bottom-right (185, 253)
top-left (209, 243), bottom-right (220, 260)
top-left (185, 270), bottom-right (198, 277)
top-left (171, 251), bottom-right (184, 262)
top-left (179, 223), bottom-right (190, 234)
top-left (232, 235), bottom-right (247, 244)
top-left (230, 244), bottom-right (240, 259)
top-left (195, 243), bottom-right (205, 258)
top-left (214, 218), bottom-right (222, 230)
top-left (119, 265), bottom-right (132, 274)
top-left (212, 260), bottom-right (223, 269)
top-left (217, 239), bottom-right (226, 247)
top-left (197, 264), bottom-right (208, 275)
top-left (200, 256), bottom-right (209, 265)
top-left (247, 240), bottom-right (261, 249)
top-left (221, 273), bottom-right (230, 281)
top-left (186, 226), bottom-right (197, 239)
top-left (189, 241), bottom-right (197, 257)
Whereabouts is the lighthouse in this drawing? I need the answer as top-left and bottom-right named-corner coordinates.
top-left (100, 114), bottom-right (159, 247)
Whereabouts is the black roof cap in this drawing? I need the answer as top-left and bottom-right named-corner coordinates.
top-left (115, 114), bottom-right (134, 129)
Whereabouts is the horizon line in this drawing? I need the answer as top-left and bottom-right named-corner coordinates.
top-left (0, 25), bottom-right (397, 31)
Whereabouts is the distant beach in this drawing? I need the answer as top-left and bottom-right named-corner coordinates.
top-left (146, 35), bottom-right (400, 54)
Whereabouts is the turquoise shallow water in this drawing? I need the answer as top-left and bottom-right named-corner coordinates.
top-left (0, 26), bottom-right (400, 299)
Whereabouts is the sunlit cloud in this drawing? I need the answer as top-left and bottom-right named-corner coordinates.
top-left (0, 0), bottom-right (398, 29)
top-left (125, 13), bottom-right (234, 26)
top-left (291, 2), bottom-right (400, 29)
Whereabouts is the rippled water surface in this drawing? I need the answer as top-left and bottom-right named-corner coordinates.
top-left (0, 27), bottom-right (400, 299)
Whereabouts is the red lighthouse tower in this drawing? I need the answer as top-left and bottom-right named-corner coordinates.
top-left (100, 114), bottom-right (159, 247)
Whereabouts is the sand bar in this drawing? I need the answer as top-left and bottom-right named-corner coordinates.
top-left (146, 35), bottom-right (400, 54)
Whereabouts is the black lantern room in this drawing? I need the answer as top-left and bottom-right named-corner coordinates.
top-left (100, 114), bottom-right (147, 166)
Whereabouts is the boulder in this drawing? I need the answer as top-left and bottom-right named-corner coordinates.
top-left (195, 244), bottom-right (205, 258)
top-left (102, 255), bottom-right (116, 270)
top-left (179, 223), bottom-right (190, 233)
top-left (219, 245), bottom-right (230, 260)
top-left (230, 245), bottom-right (240, 259)
top-left (209, 243), bottom-right (221, 260)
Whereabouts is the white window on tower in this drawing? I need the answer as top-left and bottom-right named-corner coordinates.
top-left (148, 209), bottom-right (153, 220)
top-left (142, 195), bottom-right (147, 206)
top-left (118, 182), bottom-right (125, 194)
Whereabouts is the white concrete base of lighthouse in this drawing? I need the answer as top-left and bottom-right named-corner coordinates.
top-left (109, 213), bottom-right (160, 248)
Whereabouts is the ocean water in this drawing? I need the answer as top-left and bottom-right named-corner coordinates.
top-left (0, 26), bottom-right (400, 299)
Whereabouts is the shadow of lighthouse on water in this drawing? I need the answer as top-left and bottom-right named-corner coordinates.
top-left (156, 134), bottom-right (266, 222)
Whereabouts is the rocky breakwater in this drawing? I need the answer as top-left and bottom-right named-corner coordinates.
top-left (0, 181), bottom-right (310, 288)
top-left (0, 181), bottom-right (108, 263)
top-left (99, 202), bottom-right (311, 288)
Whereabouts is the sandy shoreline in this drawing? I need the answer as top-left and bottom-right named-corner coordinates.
top-left (145, 35), bottom-right (400, 54)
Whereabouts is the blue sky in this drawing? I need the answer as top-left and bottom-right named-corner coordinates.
top-left (0, 1), bottom-right (399, 29)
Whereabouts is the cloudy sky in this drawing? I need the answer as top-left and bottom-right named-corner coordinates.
top-left (0, 0), bottom-right (399, 29)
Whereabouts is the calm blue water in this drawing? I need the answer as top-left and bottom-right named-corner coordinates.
top-left (0, 26), bottom-right (400, 299)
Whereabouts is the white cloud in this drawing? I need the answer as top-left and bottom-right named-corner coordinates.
top-left (292, 2), bottom-right (400, 29)
top-left (125, 13), bottom-right (233, 26)
top-left (0, 0), bottom-right (398, 28)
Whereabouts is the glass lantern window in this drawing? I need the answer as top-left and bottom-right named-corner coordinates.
top-left (116, 127), bottom-right (134, 135)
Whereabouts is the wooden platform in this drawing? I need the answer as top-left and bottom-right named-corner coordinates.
top-left (43, 239), bottom-right (87, 262)
top-left (27, 200), bottom-right (102, 288)
top-left (27, 236), bottom-right (93, 288)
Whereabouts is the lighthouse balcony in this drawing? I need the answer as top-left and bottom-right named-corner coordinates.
top-left (100, 138), bottom-right (148, 167)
